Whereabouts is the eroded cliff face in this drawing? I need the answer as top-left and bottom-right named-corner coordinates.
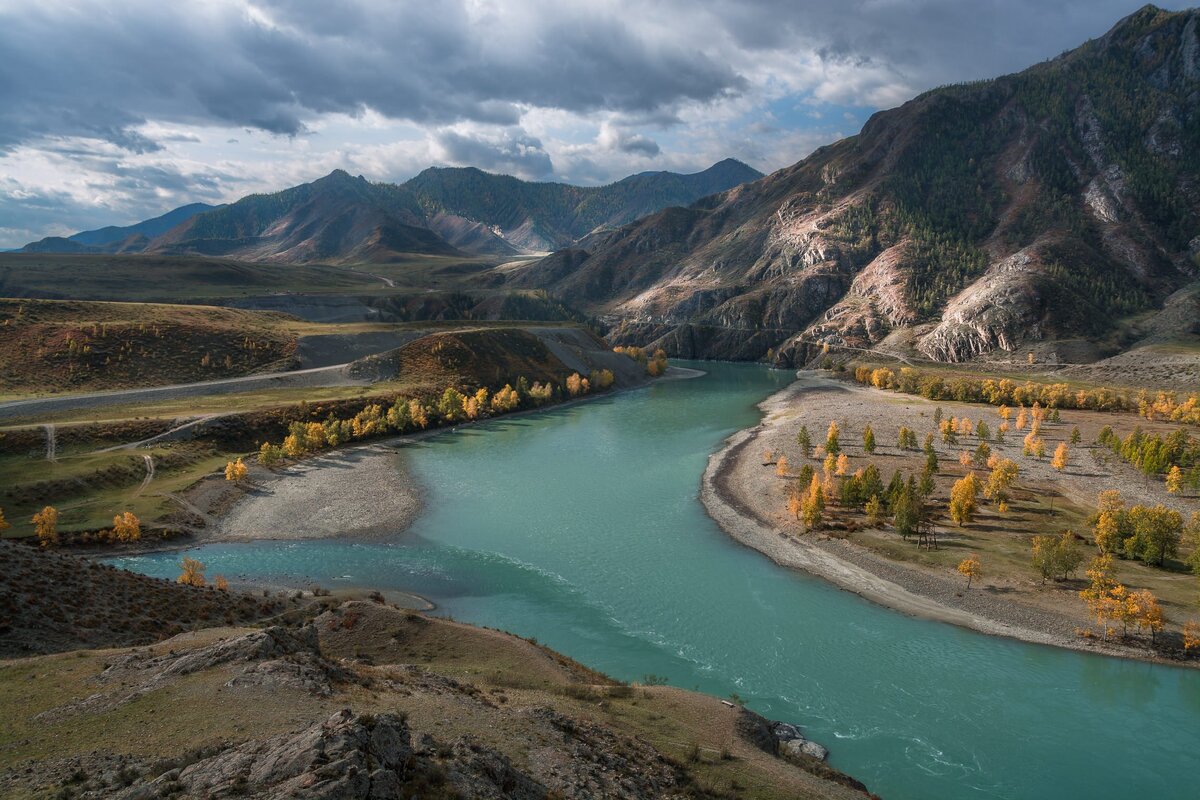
top-left (527, 6), bottom-right (1200, 366)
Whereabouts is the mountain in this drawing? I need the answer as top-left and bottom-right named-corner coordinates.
top-left (517, 5), bottom-right (1200, 366)
top-left (21, 160), bottom-right (761, 263)
top-left (406, 158), bottom-right (764, 252)
top-left (20, 202), bottom-right (219, 254)
top-left (148, 170), bottom-right (462, 263)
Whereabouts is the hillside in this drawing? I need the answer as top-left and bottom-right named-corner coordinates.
top-left (20, 203), bottom-right (219, 255)
top-left (516, 5), bottom-right (1200, 371)
top-left (0, 590), bottom-right (871, 800)
top-left (407, 158), bottom-right (764, 252)
top-left (0, 299), bottom-right (299, 395)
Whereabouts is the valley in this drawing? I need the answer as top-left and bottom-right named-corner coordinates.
top-left (4, 4), bottom-right (1200, 799)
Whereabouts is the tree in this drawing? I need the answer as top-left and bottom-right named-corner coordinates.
top-left (33, 506), bottom-right (58, 547)
top-left (1015, 408), bottom-right (1028, 430)
top-left (934, 406), bottom-right (944, 425)
top-left (796, 425), bottom-right (812, 458)
top-left (835, 453), bottom-right (849, 476)
top-left (865, 495), bottom-right (884, 526)
top-left (1094, 511), bottom-right (1124, 555)
top-left (566, 373), bottom-right (585, 397)
top-left (1070, 427), bottom-right (1081, 445)
top-left (491, 384), bottom-right (520, 412)
top-left (112, 511), bottom-right (140, 543)
top-left (1032, 531), bottom-right (1083, 583)
top-left (973, 442), bottom-right (991, 468)
top-left (225, 457), bottom-right (249, 482)
top-left (1166, 465), bottom-right (1184, 494)
top-left (1079, 554), bottom-right (1120, 638)
top-left (214, 575), bottom-right (230, 592)
top-left (976, 420), bottom-right (991, 441)
top-left (825, 421), bottom-right (840, 455)
top-left (0, 507), bottom-right (9, 533)
top-left (776, 455), bottom-right (790, 477)
top-left (801, 475), bottom-right (824, 531)
top-left (1186, 512), bottom-right (1200, 577)
top-left (1124, 505), bottom-right (1183, 566)
top-left (258, 441), bottom-right (284, 467)
top-left (863, 424), bottom-right (876, 454)
top-left (949, 473), bottom-right (981, 526)
top-left (177, 557), bottom-right (206, 587)
top-left (439, 387), bottom-right (468, 422)
top-left (590, 368), bottom-right (615, 390)
top-left (998, 404), bottom-right (1012, 422)
top-left (957, 555), bottom-right (981, 588)
top-left (1133, 589), bottom-right (1164, 643)
top-left (786, 488), bottom-right (804, 520)
top-left (1185, 621), bottom-right (1200, 655)
top-left (1051, 442), bottom-right (1069, 471)
top-left (984, 459), bottom-right (1018, 509)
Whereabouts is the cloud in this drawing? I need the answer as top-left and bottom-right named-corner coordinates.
top-left (1, 0), bottom-right (1192, 245)
top-left (431, 127), bottom-right (554, 179)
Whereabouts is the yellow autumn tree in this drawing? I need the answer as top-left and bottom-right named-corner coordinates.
top-left (258, 441), bottom-right (284, 467)
top-left (225, 457), bottom-right (249, 482)
top-left (835, 453), bottom-right (849, 476)
top-left (177, 557), bottom-right (207, 587)
top-left (949, 473), bottom-right (982, 526)
top-left (1015, 408), bottom-right (1028, 430)
top-left (33, 506), bottom-right (58, 548)
top-left (1185, 621), bottom-right (1200, 655)
top-left (1051, 442), bottom-right (1069, 471)
top-left (957, 554), bottom-right (981, 588)
top-left (112, 511), bottom-right (140, 543)
top-left (801, 474), bottom-right (824, 530)
top-left (1132, 589), bottom-right (1164, 643)
top-left (214, 575), bottom-right (230, 592)
top-left (984, 458), bottom-right (1018, 511)
top-left (590, 369), bottom-right (615, 390)
top-left (776, 455), bottom-right (790, 477)
top-left (566, 373), bottom-right (585, 396)
top-left (491, 384), bottom-right (520, 413)
top-left (1166, 465), bottom-right (1184, 494)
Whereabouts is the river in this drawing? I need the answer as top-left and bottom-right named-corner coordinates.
top-left (110, 361), bottom-right (1200, 799)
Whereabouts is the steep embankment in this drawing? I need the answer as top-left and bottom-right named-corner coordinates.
top-left (519, 5), bottom-right (1200, 369)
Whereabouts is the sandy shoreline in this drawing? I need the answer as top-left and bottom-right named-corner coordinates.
top-left (700, 373), bottom-right (1195, 668)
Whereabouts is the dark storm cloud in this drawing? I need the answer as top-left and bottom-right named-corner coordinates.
top-left (0, 0), bottom-right (745, 153)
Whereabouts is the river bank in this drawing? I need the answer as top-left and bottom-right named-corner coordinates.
top-left (700, 372), bottom-right (1198, 668)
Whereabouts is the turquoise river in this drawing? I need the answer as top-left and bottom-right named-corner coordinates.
top-left (111, 362), bottom-right (1200, 799)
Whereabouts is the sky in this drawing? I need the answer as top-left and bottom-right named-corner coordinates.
top-left (0, 0), bottom-right (1190, 247)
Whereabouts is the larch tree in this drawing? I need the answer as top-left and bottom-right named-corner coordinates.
top-left (225, 457), bottom-right (249, 482)
top-left (949, 473), bottom-right (982, 526)
top-left (214, 575), bottom-right (230, 591)
top-left (957, 555), bottom-right (982, 588)
top-left (984, 459), bottom-right (1018, 511)
top-left (33, 506), bottom-right (58, 548)
top-left (1184, 621), bottom-right (1200, 655)
top-left (835, 453), bottom-right (849, 476)
top-left (825, 421), bottom-right (840, 455)
top-left (865, 495), bottom-right (883, 526)
top-left (1166, 465), bottom-right (1184, 494)
top-left (776, 455), bottom-right (790, 477)
top-left (1015, 408), bottom-right (1028, 430)
top-left (863, 425), bottom-right (876, 454)
top-left (112, 511), bottom-right (140, 543)
top-left (801, 474), bottom-right (824, 530)
top-left (1133, 590), bottom-right (1164, 643)
top-left (1051, 442), bottom-right (1070, 471)
top-left (0, 506), bottom-right (9, 533)
top-left (1070, 427), bottom-right (1081, 445)
top-left (796, 425), bottom-right (812, 458)
top-left (177, 557), bottom-right (207, 587)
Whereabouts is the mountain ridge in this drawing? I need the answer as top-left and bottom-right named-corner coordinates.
top-left (20, 160), bottom-right (763, 262)
top-left (518, 4), bottom-right (1200, 367)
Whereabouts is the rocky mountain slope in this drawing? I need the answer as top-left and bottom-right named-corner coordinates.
top-left (21, 161), bottom-right (761, 264)
top-left (517, 5), bottom-right (1200, 367)
top-left (408, 158), bottom-right (763, 252)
